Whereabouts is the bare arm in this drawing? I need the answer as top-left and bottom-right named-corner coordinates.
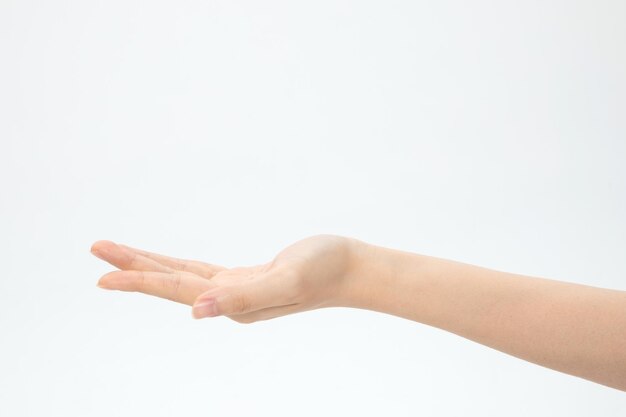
top-left (343, 240), bottom-right (626, 391)
top-left (92, 234), bottom-right (626, 391)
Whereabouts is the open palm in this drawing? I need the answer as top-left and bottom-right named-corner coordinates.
top-left (92, 234), bottom-right (358, 323)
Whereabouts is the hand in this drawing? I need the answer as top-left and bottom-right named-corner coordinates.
top-left (91, 234), bottom-right (361, 323)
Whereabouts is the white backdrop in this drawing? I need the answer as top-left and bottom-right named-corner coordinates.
top-left (1, 0), bottom-right (625, 415)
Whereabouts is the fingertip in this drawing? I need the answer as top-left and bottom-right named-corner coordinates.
top-left (192, 298), bottom-right (220, 318)
top-left (96, 270), bottom-right (123, 290)
top-left (91, 240), bottom-right (117, 256)
top-left (193, 289), bottom-right (220, 316)
top-left (191, 308), bottom-right (205, 319)
top-left (91, 239), bottom-right (111, 251)
top-left (96, 277), bottom-right (112, 290)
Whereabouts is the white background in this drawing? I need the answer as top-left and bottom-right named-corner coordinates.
top-left (1, 0), bottom-right (625, 415)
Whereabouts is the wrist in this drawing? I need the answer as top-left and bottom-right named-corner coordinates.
top-left (340, 238), bottom-right (404, 310)
top-left (339, 238), bottom-right (433, 318)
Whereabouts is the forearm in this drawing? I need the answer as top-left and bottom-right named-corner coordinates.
top-left (342, 239), bottom-right (626, 391)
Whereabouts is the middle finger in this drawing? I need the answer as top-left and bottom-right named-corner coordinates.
top-left (91, 240), bottom-right (173, 273)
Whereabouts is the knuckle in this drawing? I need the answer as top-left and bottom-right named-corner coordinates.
top-left (128, 251), bottom-right (139, 269)
top-left (180, 261), bottom-right (190, 273)
top-left (170, 273), bottom-right (182, 299)
top-left (135, 271), bottom-right (146, 291)
top-left (158, 273), bottom-right (182, 301)
top-left (201, 263), bottom-right (222, 279)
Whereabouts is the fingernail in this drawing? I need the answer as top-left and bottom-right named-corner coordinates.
top-left (193, 299), bottom-right (219, 319)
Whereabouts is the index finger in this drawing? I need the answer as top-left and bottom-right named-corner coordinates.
top-left (91, 240), bottom-right (173, 273)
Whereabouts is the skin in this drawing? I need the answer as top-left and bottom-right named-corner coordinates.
top-left (92, 234), bottom-right (626, 391)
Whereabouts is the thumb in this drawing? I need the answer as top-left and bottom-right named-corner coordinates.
top-left (192, 273), bottom-right (297, 319)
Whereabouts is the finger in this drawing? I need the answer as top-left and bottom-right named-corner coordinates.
top-left (191, 272), bottom-right (298, 318)
top-left (118, 244), bottom-right (226, 279)
top-left (97, 270), bottom-right (214, 305)
top-left (91, 240), bottom-right (173, 273)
